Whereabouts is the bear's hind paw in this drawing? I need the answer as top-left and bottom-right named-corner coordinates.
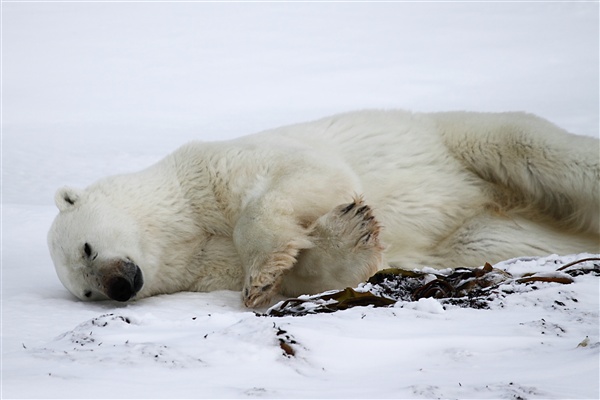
top-left (331, 197), bottom-right (384, 252)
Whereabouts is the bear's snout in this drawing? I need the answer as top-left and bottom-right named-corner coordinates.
top-left (104, 261), bottom-right (144, 302)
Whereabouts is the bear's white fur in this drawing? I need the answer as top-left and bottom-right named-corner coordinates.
top-left (48, 110), bottom-right (599, 307)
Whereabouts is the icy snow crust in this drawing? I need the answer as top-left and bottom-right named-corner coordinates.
top-left (4, 255), bottom-right (600, 399)
top-left (2, 2), bottom-right (599, 399)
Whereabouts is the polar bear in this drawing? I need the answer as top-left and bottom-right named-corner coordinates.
top-left (47, 110), bottom-right (599, 307)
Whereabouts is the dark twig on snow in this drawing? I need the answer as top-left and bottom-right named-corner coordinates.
top-left (556, 257), bottom-right (600, 272)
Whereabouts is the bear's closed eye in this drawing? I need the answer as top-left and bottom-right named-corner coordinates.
top-left (84, 243), bottom-right (92, 258)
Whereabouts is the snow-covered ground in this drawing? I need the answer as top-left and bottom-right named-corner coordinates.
top-left (2, 2), bottom-right (598, 399)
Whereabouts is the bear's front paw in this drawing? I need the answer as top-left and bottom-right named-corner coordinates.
top-left (243, 282), bottom-right (277, 308)
top-left (243, 265), bottom-right (284, 308)
top-left (242, 243), bottom-right (303, 308)
top-left (242, 257), bottom-right (286, 307)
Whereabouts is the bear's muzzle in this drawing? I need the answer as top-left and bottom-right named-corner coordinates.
top-left (102, 260), bottom-right (144, 302)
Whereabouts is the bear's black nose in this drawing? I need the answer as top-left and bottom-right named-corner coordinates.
top-left (106, 263), bottom-right (143, 302)
top-left (107, 276), bottom-right (135, 302)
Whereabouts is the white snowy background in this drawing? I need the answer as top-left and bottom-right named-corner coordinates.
top-left (2, 2), bottom-right (599, 399)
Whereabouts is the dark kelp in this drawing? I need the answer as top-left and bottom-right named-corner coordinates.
top-left (266, 258), bottom-right (600, 317)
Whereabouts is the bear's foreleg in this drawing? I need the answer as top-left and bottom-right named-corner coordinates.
top-left (232, 155), bottom-right (362, 307)
top-left (234, 192), bottom-right (314, 307)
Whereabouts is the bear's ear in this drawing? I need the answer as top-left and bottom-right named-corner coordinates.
top-left (55, 186), bottom-right (83, 212)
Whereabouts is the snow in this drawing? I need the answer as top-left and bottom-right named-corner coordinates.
top-left (1, 2), bottom-right (598, 399)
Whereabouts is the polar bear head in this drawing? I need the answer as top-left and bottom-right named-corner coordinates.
top-left (48, 186), bottom-right (146, 302)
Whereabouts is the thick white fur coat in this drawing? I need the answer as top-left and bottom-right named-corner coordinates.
top-left (48, 110), bottom-right (599, 307)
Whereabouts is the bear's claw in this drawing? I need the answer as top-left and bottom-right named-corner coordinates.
top-left (243, 264), bottom-right (285, 308)
top-left (243, 283), bottom-right (279, 308)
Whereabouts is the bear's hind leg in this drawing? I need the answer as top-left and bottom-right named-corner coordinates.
top-left (423, 211), bottom-right (599, 269)
top-left (280, 197), bottom-right (386, 297)
top-left (437, 112), bottom-right (599, 235)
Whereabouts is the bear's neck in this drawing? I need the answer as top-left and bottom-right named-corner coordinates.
top-left (169, 142), bottom-right (239, 236)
